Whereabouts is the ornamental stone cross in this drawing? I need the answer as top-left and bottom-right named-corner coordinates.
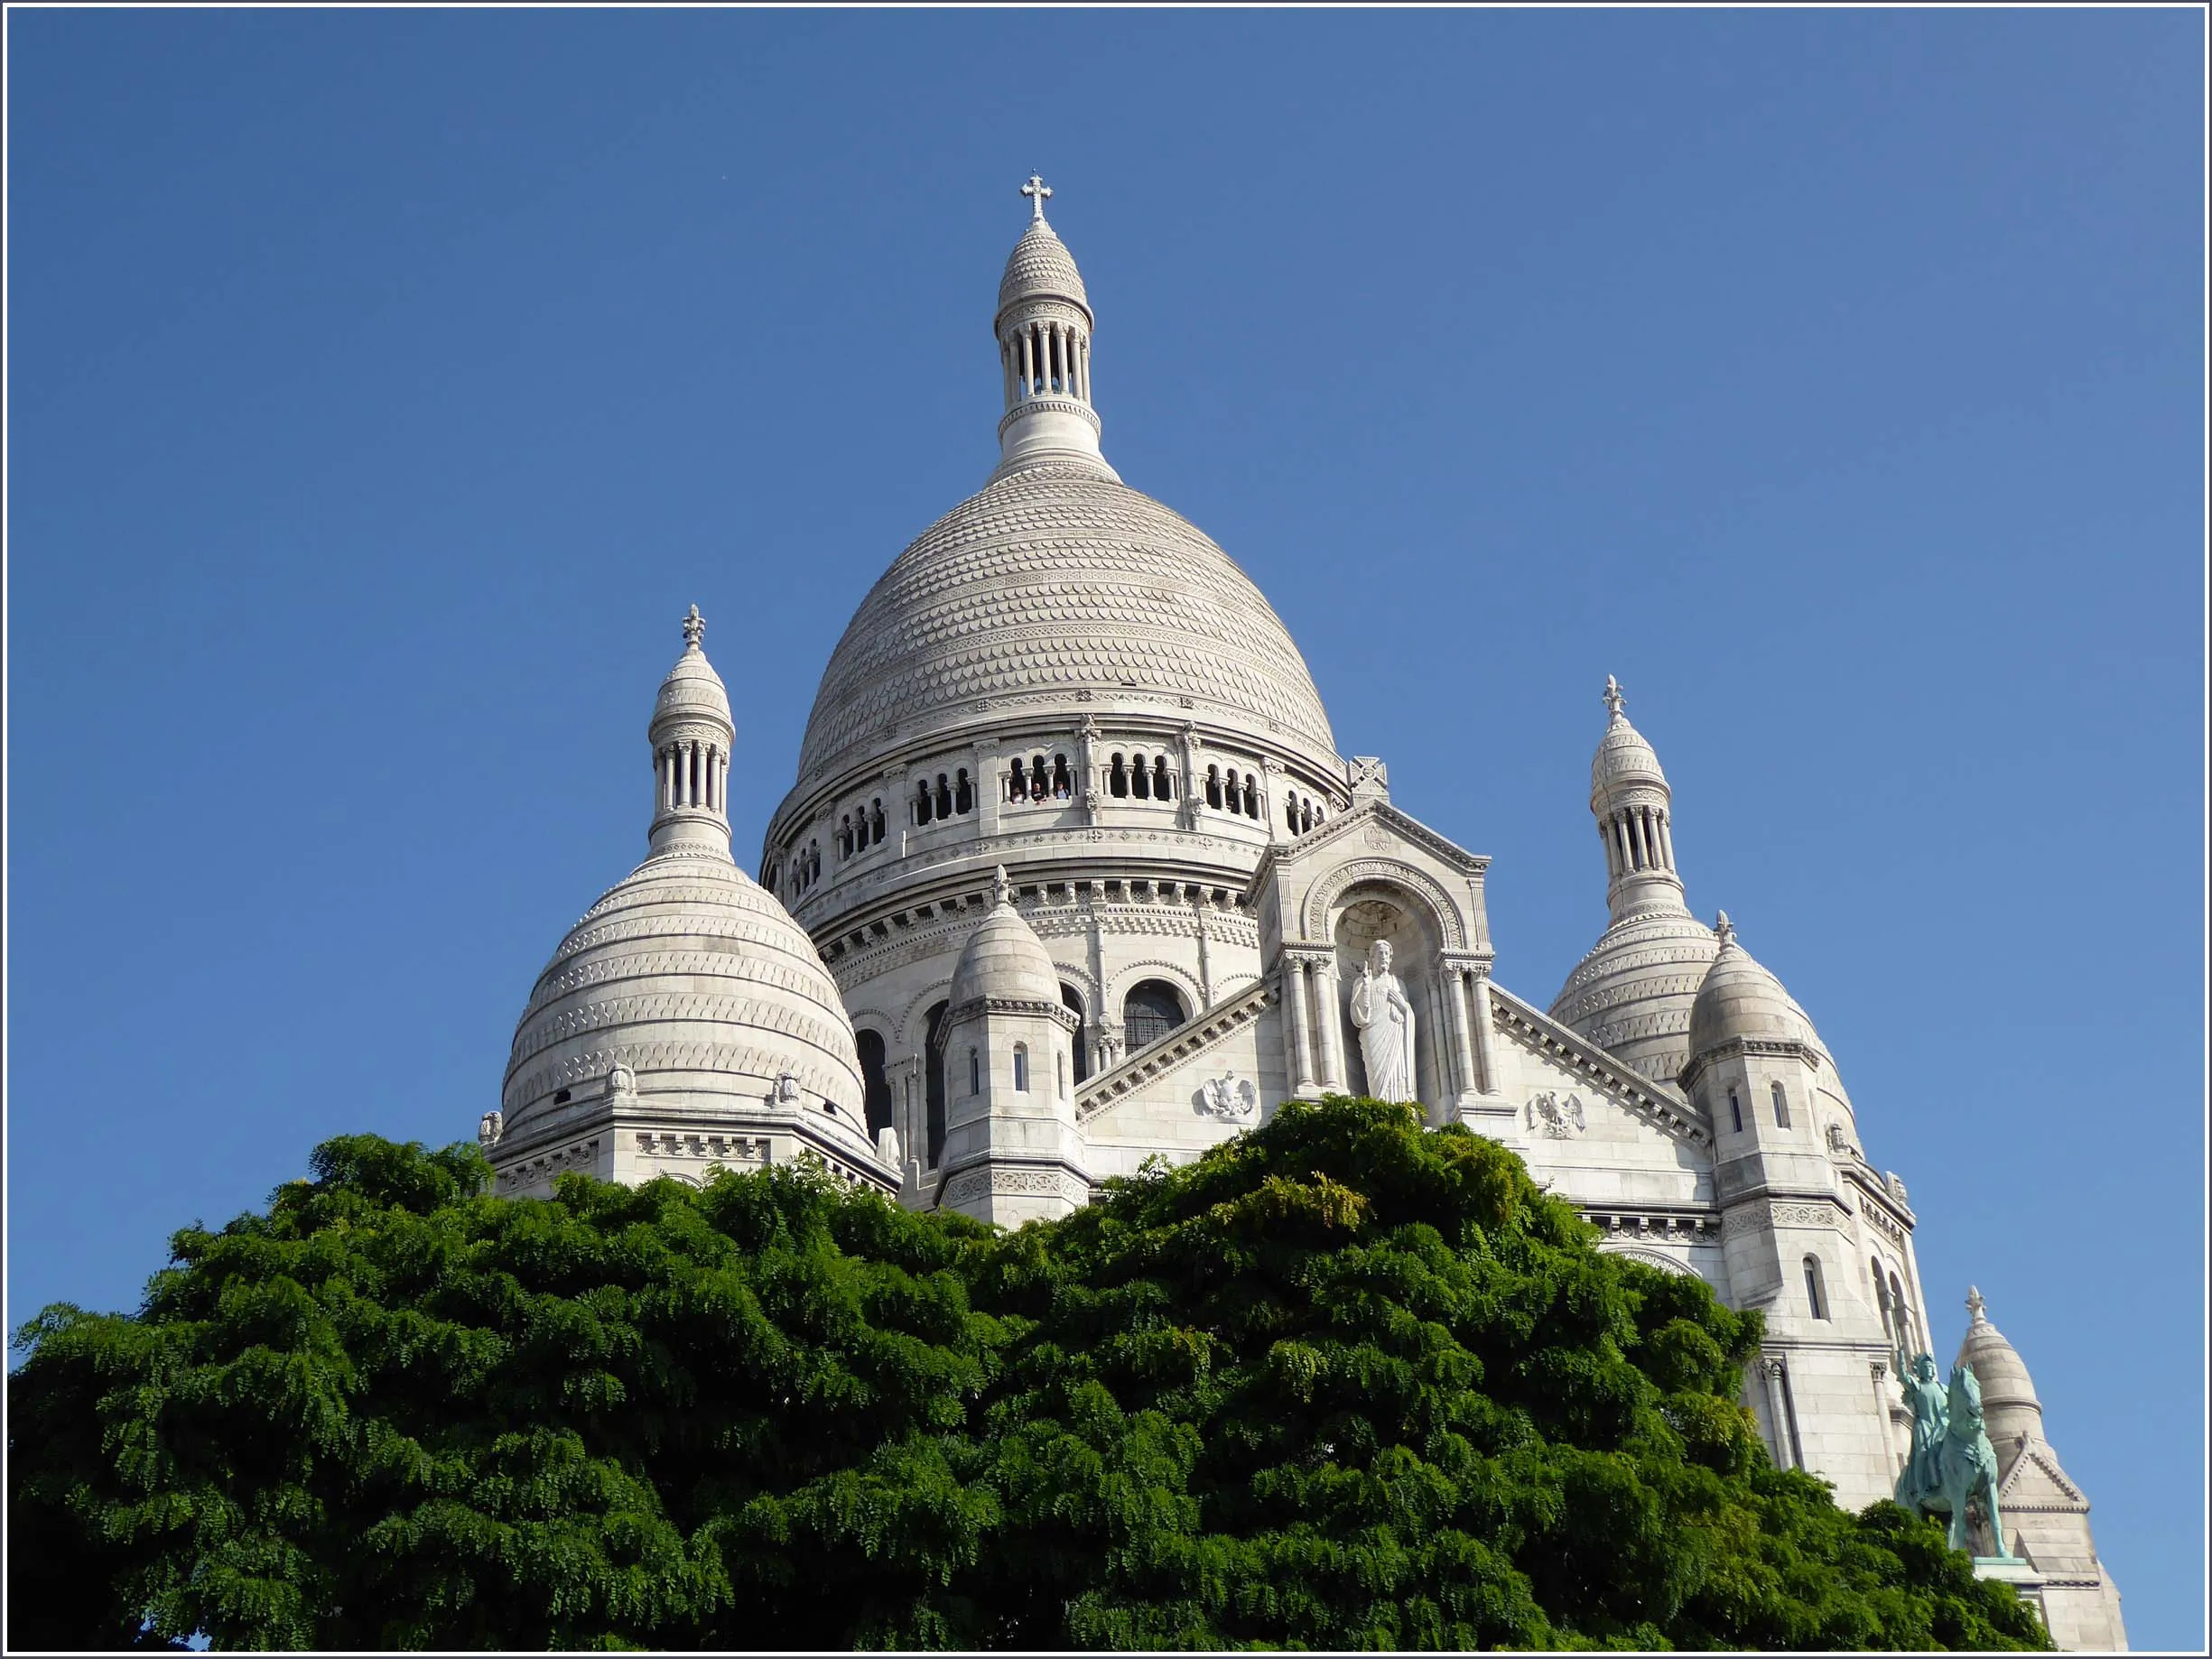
top-left (683, 604), bottom-right (705, 650)
top-left (1603, 674), bottom-right (1626, 718)
top-left (1021, 173), bottom-right (1053, 220)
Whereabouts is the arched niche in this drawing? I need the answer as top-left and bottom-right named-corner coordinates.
top-left (1328, 881), bottom-right (1447, 1111)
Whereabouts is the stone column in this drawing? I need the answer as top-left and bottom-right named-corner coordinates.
top-left (1761, 1358), bottom-right (1796, 1469)
top-left (1657, 811), bottom-right (1675, 871)
top-left (1467, 969), bottom-right (1497, 1097)
top-left (974, 738), bottom-right (1001, 837)
top-left (1445, 964), bottom-right (1476, 1101)
top-left (1194, 891), bottom-right (1214, 1006)
top-left (1077, 718), bottom-right (1101, 825)
top-left (1260, 758), bottom-right (1284, 845)
top-left (1286, 958), bottom-right (1316, 1092)
top-left (1314, 955), bottom-right (1345, 1090)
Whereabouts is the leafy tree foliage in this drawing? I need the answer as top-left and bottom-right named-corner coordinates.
top-left (11, 1100), bottom-right (2048, 1651)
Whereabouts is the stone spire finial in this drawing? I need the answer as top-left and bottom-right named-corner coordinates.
top-left (1021, 172), bottom-right (1053, 222)
top-left (1714, 910), bottom-right (1734, 948)
top-left (1603, 674), bottom-right (1626, 720)
top-left (992, 864), bottom-right (1013, 908)
top-left (682, 604), bottom-right (705, 652)
top-left (1967, 1284), bottom-right (1988, 1324)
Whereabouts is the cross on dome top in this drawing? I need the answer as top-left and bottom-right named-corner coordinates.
top-left (992, 864), bottom-right (1014, 908)
top-left (682, 605), bottom-right (705, 651)
top-left (1967, 1285), bottom-right (1988, 1324)
top-left (1603, 675), bottom-right (1626, 719)
top-left (1714, 910), bottom-right (1734, 948)
top-left (1021, 173), bottom-right (1053, 221)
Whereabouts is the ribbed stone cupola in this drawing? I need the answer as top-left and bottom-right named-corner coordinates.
top-left (1954, 1285), bottom-right (2047, 1453)
top-left (649, 605), bottom-right (735, 857)
top-left (991, 176), bottom-right (1118, 481)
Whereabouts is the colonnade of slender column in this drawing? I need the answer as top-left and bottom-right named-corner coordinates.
top-left (1003, 319), bottom-right (1092, 406)
top-left (1601, 803), bottom-right (1675, 879)
top-left (1283, 950), bottom-right (1495, 1102)
top-left (657, 740), bottom-right (727, 815)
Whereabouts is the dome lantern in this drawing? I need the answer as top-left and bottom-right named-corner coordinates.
top-left (1590, 675), bottom-right (1687, 923)
top-left (992, 177), bottom-right (1118, 481)
top-left (648, 605), bottom-right (735, 857)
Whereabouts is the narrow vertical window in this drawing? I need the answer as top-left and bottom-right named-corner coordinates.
top-left (915, 780), bottom-right (934, 825)
top-left (968, 1047), bottom-right (981, 1096)
top-left (1052, 755), bottom-right (1071, 798)
top-left (1154, 756), bottom-right (1174, 799)
top-left (1803, 1256), bottom-right (1827, 1321)
top-left (1008, 757), bottom-right (1027, 802)
top-left (1206, 765), bottom-right (1222, 808)
top-left (1728, 1088), bottom-right (1743, 1134)
top-left (935, 774), bottom-right (953, 819)
top-left (1013, 1043), bottom-right (1029, 1093)
top-left (1771, 1081), bottom-right (1791, 1128)
top-left (1111, 754), bottom-right (1129, 798)
top-left (955, 769), bottom-right (972, 815)
top-left (1244, 774), bottom-right (1259, 819)
top-left (1132, 754), bottom-right (1151, 799)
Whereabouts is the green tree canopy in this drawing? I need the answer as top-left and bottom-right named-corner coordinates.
top-left (10, 1098), bottom-right (2048, 1651)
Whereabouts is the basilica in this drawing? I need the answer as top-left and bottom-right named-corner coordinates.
top-left (479, 183), bottom-right (2126, 1649)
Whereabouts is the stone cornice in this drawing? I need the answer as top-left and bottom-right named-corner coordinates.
top-left (1678, 1033), bottom-right (1826, 1094)
top-left (940, 994), bottom-right (1081, 1034)
top-left (1251, 798), bottom-right (1490, 890)
top-left (1486, 982), bottom-right (1712, 1149)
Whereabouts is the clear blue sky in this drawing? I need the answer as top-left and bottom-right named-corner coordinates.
top-left (7, 8), bottom-right (2203, 1645)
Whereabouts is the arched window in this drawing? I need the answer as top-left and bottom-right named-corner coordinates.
top-left (1871, 1257), bottom-right (1894, 1345)
top-left (1062, 984), bottom-right (1090, 1083)
top-left (856, 1030), bottom-right (894, 1139)
top-left (1131, 753), bottom-right (1151, 799)
top-left (1804, 1256), bottom-right (1828, 1321)
top-left (869, 800), bottom-right (885, 842)
top-left (1301, 799), bottom-right (1315, 833)
top-left (1052, 755), bottom-right (1071, 799)
top-left (968, 1046), bottom-right (981, 1097)
top-left (1244, 774), bottom-right (1259, 819)
top-left (1008, 757), bottom-right (1027, 802)
top-left (935, 774), bottom-right (953, 820)
top-left (1123, 979), bottom-right (1187, 1052)
top-left (954, 769), bottom-right (972, 815)
top-left (925, 1002), bottom-right (949, 1164)
top-left (839, 815), bottom-right (853, 859)
top-left (915, 779), bottom-right (934, 826)
top-left (1110, 754), bottom-right (1129, 797)
top-left (808, 842), bottom-right (820, 882)
top-left (1890, 1272), bottom-right (1915, 1353)
top-left (1154, 756), bottom-right (1174, 799)
top-left (1013, 1043), bottom-right (1029, 1093)
top-left (1206, 765), bottom-right (1222, 809)
top-left (1728, 1088), bottom-right (1743, 1134)
top-left (1029, 756), bottom-right (1049, 802)
top-left (1771, 1080), bottom-right (1791, 1129)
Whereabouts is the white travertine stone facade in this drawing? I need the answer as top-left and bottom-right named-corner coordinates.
top-left (486, 181), bottom-right (2119, 1650)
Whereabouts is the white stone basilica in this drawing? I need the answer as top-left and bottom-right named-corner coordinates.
top-left (481, 183), bottom-right (2125, 1648)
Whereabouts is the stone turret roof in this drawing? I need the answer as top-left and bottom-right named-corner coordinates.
top-left (1956, 1285), bottom-right (2046, 1453)
top-left (1686, 913), bottom-right (1820, 1060)
top-left (949, 870), bottom-right (1061, 1007)
top-left (998, 217), bottom-right (1091, 319)
top-left (654, 606), bottom-right (732, 728)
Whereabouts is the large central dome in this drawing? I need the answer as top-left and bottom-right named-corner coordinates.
top-left (794, 460), bottom-right (1339, 789)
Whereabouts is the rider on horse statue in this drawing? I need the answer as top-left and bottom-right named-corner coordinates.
top-left (1893, 1289), bottom-right (2020, 1561)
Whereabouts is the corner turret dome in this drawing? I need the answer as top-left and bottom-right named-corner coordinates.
top-left (1956, 1285), bottom-right (2046, 1453)
top-left (948, 869), bottom-right (1061, 1008)
top-left (1686, 913), bottom-right (1818, 1060)
top-left (501, 610), bottom-right (869, 1157)
top-left (1592, 691), bottom-right (1667, 799)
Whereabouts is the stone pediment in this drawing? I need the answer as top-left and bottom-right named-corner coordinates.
top-left (1485, 982), bottom-right (1714, 1151)
top-left (1075, 977), bottom-right (1276, 1124)
top-left (1252, 798), bottom-right (1489, 886)
top-left (1998, 1440), bottom-right (2089, 1511)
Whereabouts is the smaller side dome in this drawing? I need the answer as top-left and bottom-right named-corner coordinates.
top-left (949, 868), bottom-right (1061, 1008)
top-left (1686, 912), bottom-right (1816, 1059)
top-left (997, 217), bottom-right (1091, 322)
top-left (1956, 1285), bottom-right (2045, 1452)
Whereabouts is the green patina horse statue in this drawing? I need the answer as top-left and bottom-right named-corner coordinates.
top-left (1929, 1360), bottom-right (2008, 1556)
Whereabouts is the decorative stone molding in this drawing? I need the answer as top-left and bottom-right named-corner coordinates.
top-left (1196, 1075), bottom-right (1259, 1121)
top-left (496, 1136), bottom-right (602, 1193)
top-left (1767, 1198), bottom-right (1850, 1230)
top-left (1599, 1243), bottom-right (1695, 1276)
top-left (1301, 857), bottom-right (1469, 949)
top-left (1527, 1090), bottom-right (1586, 1138)
top-left (1581, 1208), bottom-right (1723, 1244)
top-left (940, 1163), bottom-right (1090, 1207)
top-left (635, 1130), bottom-right (767, 1167)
